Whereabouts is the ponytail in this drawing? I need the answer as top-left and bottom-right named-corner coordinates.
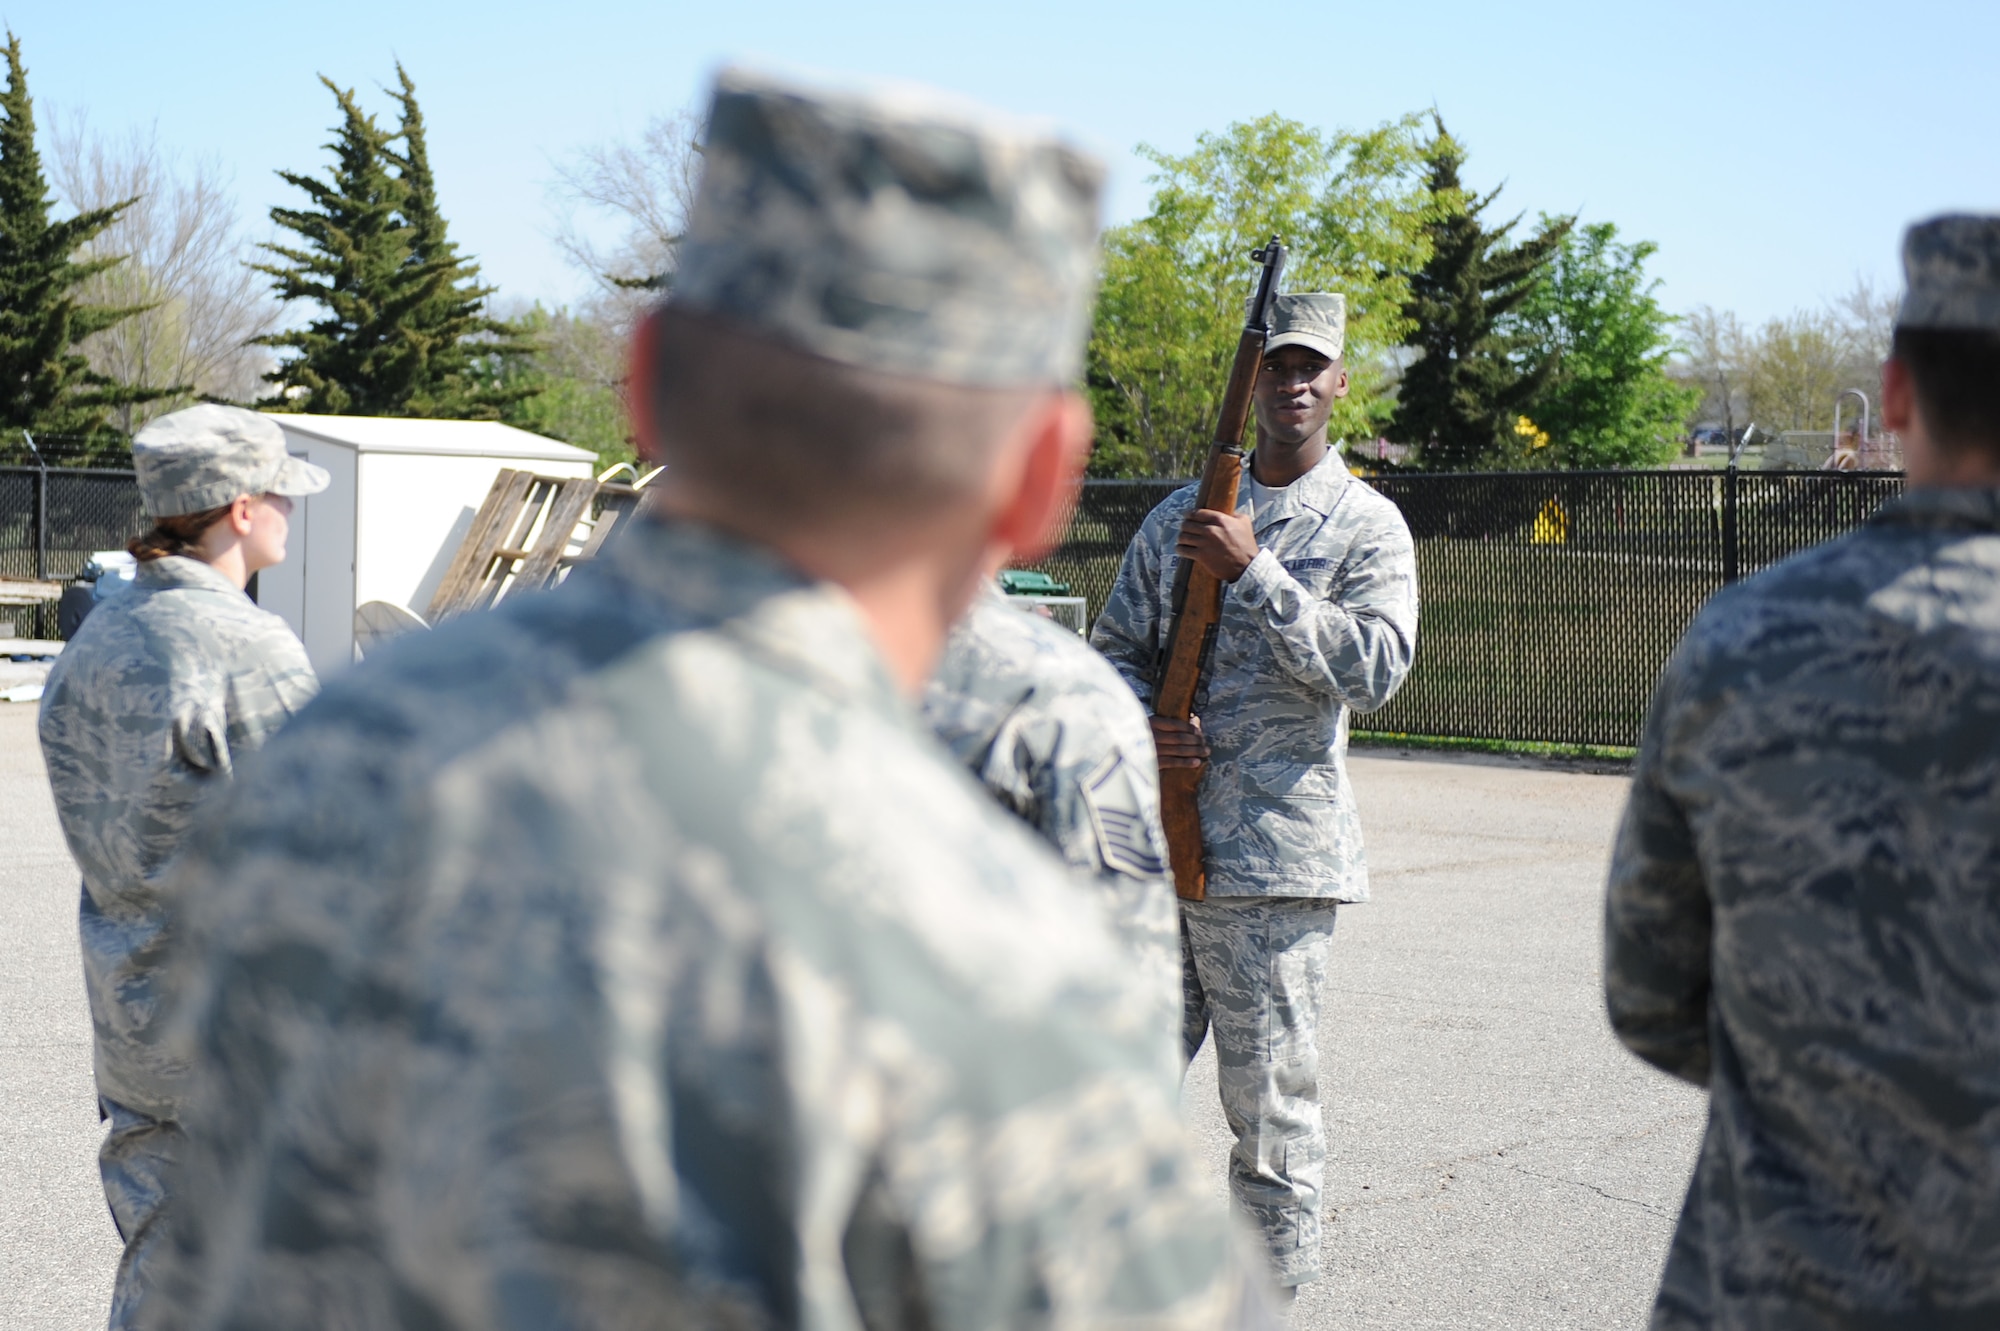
top-left (128, 503), bottom-right (235, 562)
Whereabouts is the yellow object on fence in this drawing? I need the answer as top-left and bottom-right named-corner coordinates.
top-left (1531, 497), bottom-right (1568, 545)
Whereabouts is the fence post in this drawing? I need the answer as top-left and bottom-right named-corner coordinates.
top-left (24, 430), bottom-right (46, 583)
top-left (1722, 455), bottom-right (1740, 584)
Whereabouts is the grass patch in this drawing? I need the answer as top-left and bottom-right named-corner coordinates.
top-left (1372, 541), bottom-right (1706, 749)
top-left (1352, 730), bottom-right (1636, 764)
top-left (1021, 541), bottom-right (1686, 750)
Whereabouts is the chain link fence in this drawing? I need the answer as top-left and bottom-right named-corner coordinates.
top-left (0, 464), bottom-right (148, 639)
top-left (0, 431), bottom-right (136, 469)
top-left (1023, 467), bottom-right (1906, 749)
top-left (0, 454), bottom-right (1911, 737)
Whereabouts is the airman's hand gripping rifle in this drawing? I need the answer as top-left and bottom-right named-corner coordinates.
top-left (1152, 236), bottom-right (1286, 901)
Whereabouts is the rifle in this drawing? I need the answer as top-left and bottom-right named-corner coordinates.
top-left (1153, 236), bottom-right (1286, 901)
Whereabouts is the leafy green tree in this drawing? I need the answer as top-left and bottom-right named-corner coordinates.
top-left (1087, 113), bottom-right (1437, 477)
top-left (257, 71), bottom-right (532, 419)
top-left (1744, 310), bottom-right (1852, 430)
top-left (1513, 220), bottom-right (1699, 468)
top-left (493, 303), bottom-right (633, 466)
top-left (0, 31), bottom-right (174, 444)
top-left (1390, 117), bottom-right (1570, 470)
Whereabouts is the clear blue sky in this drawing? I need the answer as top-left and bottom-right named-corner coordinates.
top-left (16, 0), bottom-right (1997, 325)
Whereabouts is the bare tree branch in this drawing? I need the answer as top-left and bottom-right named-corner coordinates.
top-left (1675, 305), bottom-right (1749, 438)
top-left (1831, 275), bottom-right (1898, 374)
top-left (548, 108), bottom-right (700, 326)
top-left (48, 111), bottom-right (279, 434)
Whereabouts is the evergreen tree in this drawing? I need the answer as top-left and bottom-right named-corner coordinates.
top-left (0, 31), bottom-right (175, 444)
top-left (1390, 117), bottom-right (1570, 470)
top-left (384, 64), bottom-right (533, 418)
top-left (255, 79), bottom-right (415, 414)
top-left (257, 71), bottom-right (534, 419)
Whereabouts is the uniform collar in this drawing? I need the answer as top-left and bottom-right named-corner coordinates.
top-left (132, 555), bottom-right (251, 599)
top-left (598, 513), bottom-right (903, 710)
top-left (1238, 443), bottom-right (1352, 533)
top-left (1869, 486), bottom-right (2000, 533)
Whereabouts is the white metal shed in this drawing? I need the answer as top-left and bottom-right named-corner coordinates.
top-left (255, 414), bottom-right (597, 677)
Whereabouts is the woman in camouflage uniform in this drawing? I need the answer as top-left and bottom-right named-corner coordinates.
top-left (37, 405), bottom-right (326, 1330)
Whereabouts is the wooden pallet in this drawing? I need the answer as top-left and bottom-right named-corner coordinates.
top-left (424, 470), bottom-right (646, 623)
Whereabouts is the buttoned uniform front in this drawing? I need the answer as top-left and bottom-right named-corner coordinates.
top-left (148, 518), bottom-right (1269, 1331)
top-left (1607, 489), bottom-right (2000, 1331)
top-left (1092, 445), bottom-right (1418, 1287)
top-left (924, 585), bottom-right (1180, 1071)
top-left (36, 554), bottom-right (317, 1329)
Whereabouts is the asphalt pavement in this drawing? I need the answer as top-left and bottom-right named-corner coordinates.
top-left (1195, 749), bottom-right (1708, 1329)
top-left (0, 703), bottom-right (1702, 1329)
top-left (1, 698), bottom-right (122, 1330)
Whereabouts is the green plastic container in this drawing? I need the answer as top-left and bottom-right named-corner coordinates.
top-left (998, 569), bottom-right (1071, 596)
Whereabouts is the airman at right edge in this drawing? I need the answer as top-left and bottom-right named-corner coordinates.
top-left (1607, 212), bottom-right (2000, 1330)
top-left (1093, 290), bottom-right (1421, 1295)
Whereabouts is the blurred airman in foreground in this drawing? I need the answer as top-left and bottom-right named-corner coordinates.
top-left (147, 67), bottom-right (1273, 1331)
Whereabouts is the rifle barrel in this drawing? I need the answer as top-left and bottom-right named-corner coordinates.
top-left (1150, 236), bottom-right (1285, 900)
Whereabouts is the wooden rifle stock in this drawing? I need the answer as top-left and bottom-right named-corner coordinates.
top-left (1153, 237), bottom-right (1287, 901)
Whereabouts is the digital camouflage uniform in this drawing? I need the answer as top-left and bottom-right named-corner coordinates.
top-left (148, 68), bottom-right (1274, 1331)
top-left (1092, 347), bottom-right (1421, 1288)
top-left (924, 585), bottom-right (1179, 1070)
top-left (36, 405), bottom-right (324, 1331)
top-left (1607, 214), bottom-right (2000, 1330)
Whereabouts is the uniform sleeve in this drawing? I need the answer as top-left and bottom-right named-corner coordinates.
top-left (222, 620), bottom-right (320, 758)
top-left (1229, 502), bottom-right (1418, 713)
top-left (1089, 515), bottom-right (1167, 708)
top-left (1603, 653), bottom-right (1712, 1087)
top-left (174, 622), bottom-right (317, 785)
top-left (1046, 720), bottom-right (1170, 889)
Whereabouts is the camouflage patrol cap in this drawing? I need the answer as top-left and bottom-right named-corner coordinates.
top-left (1264, 293), bottom-right (1347, 361)
top-left (132, 405), bottom-right (330, 518)
top-left (670, 67), bottom-right (1106, 386)
top-left (1897, 214), bottom-right (2000, 332)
